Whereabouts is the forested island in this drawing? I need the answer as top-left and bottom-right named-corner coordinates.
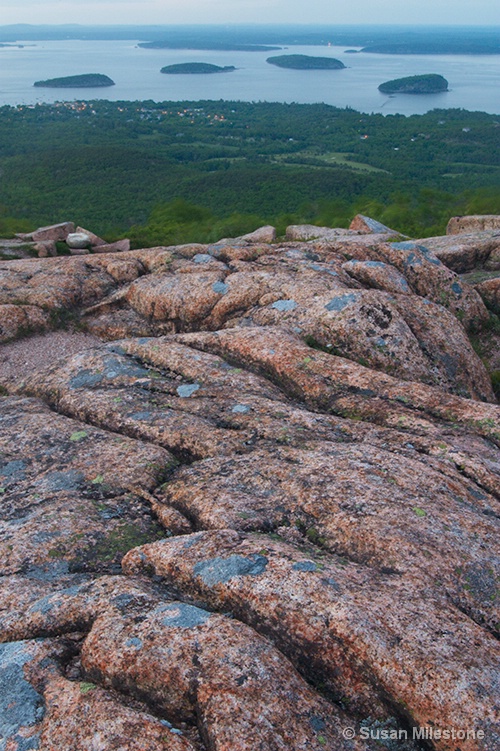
top-left (33, 74), bottom-right (115, 88)
top-left (267, 55), bottom-right (346, 70)
top-left (161, 63), bottom-right (236, 75)
top-left (378, 74), bottom-right (449, 94)
top-left (0, 100), bottom-right (498, 245)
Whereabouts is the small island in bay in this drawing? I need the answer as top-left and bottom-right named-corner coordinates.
top-left (266, 54), bottom-right (346, 70)
top-left (160, 63), bottom-right (236, 75)
top-left (34, 73), bottom-right (115, 88)
top-left (378, 74), bottom-right (449, 94)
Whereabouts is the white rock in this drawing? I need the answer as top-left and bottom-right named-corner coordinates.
top-left (66, 232), bottom-right (91, 249)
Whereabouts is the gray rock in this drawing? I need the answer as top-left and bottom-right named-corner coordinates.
top-left (66, 233), bottom-right (91, 249)
top-left (0, 641), bottom-right (44, 750)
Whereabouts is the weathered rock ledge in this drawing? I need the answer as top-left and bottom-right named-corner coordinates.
top-left (0, 216), bottom-right (499, 750)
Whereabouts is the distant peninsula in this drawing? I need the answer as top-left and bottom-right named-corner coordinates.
top-left (362, 42), bottom-right (500, 54)
top-left (139, 41), bottom-right (280, 52)
top-left (378, 74), bottom-right (449, 94)
top-left (267, 54), bottom-right (346, 70)
top-left (160, 63), bottom-right (236, 75)
top-left (34, 73), bottom-right (115, 88)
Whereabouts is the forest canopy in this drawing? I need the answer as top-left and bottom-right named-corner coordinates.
top-left (0, 99), bottom-right (498, 245)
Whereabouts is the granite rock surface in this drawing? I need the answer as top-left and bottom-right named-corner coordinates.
top-left (0, 217), bottom-right (499, 751)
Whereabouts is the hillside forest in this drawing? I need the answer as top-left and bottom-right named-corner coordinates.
top-left (0, 99), bottom-right (498, 246)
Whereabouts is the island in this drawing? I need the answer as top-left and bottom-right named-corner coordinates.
top-left (33, 74), bottom-right (115, 88)
top-left (160, 63), bottom-right (236, 75)
top-left (266, 54), bottom-right (346, 70)
top-left (378, 74), bottom-right (449, 94)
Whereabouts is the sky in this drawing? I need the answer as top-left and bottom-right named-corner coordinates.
top-left (1, 0), bottom-right (499, 27)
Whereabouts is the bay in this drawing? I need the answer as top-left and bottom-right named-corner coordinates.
top-left (0, 39), bottom-right (499, 115)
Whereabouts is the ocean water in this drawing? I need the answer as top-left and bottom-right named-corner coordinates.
top-left (0, 39), bottom-right (499, 115)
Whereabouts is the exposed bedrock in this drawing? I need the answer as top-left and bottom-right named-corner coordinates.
top-left (0, 233), bottom-right (493, 401)
top-left (1, 218), bottom-right (500, 750)
top-left (124, 529), bottom-right (500, 749)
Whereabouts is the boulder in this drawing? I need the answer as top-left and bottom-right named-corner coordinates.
top-left (484, 247), bottom-right (500, 271)
top-left (413, 231), bottom-right (500, 273)
top-left (239, 224), bottom-right (276, 243)
top-left (92, 239), bottom-right (131, 253)
top-left (447, 214), bottom-right (500, 235)
top-left (476, 277), bottom-right (500, 314)
top-left (34, 240), bottom-right (57, 257)
top-left (66, 232), bottom-right (91, 249)
top-left (371, 240), bottom-right (489, 330)
top-left (31, 221), bottom-right (75, 242)
top-left (75, 225), bottom-right (107, 247)
top-left (342, 259), bottom-right (411, 294)
top-left (349, 213), bottom-right (400, 235)
top-left (285, 224), bottom-right (358, 241)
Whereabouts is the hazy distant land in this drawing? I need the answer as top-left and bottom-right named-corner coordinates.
top-left (33, 74), bottom-right (115, 88)
top-left (362, 42), bottom-right (500, 54)
top-left (139, 41), bottom-right (280, 52)
top-left (0, 24), bottom-right (498, 56)
top-left (267, 55), bottom-right (346, 70)
top-left (161, 63), bottom-right (236, 74)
